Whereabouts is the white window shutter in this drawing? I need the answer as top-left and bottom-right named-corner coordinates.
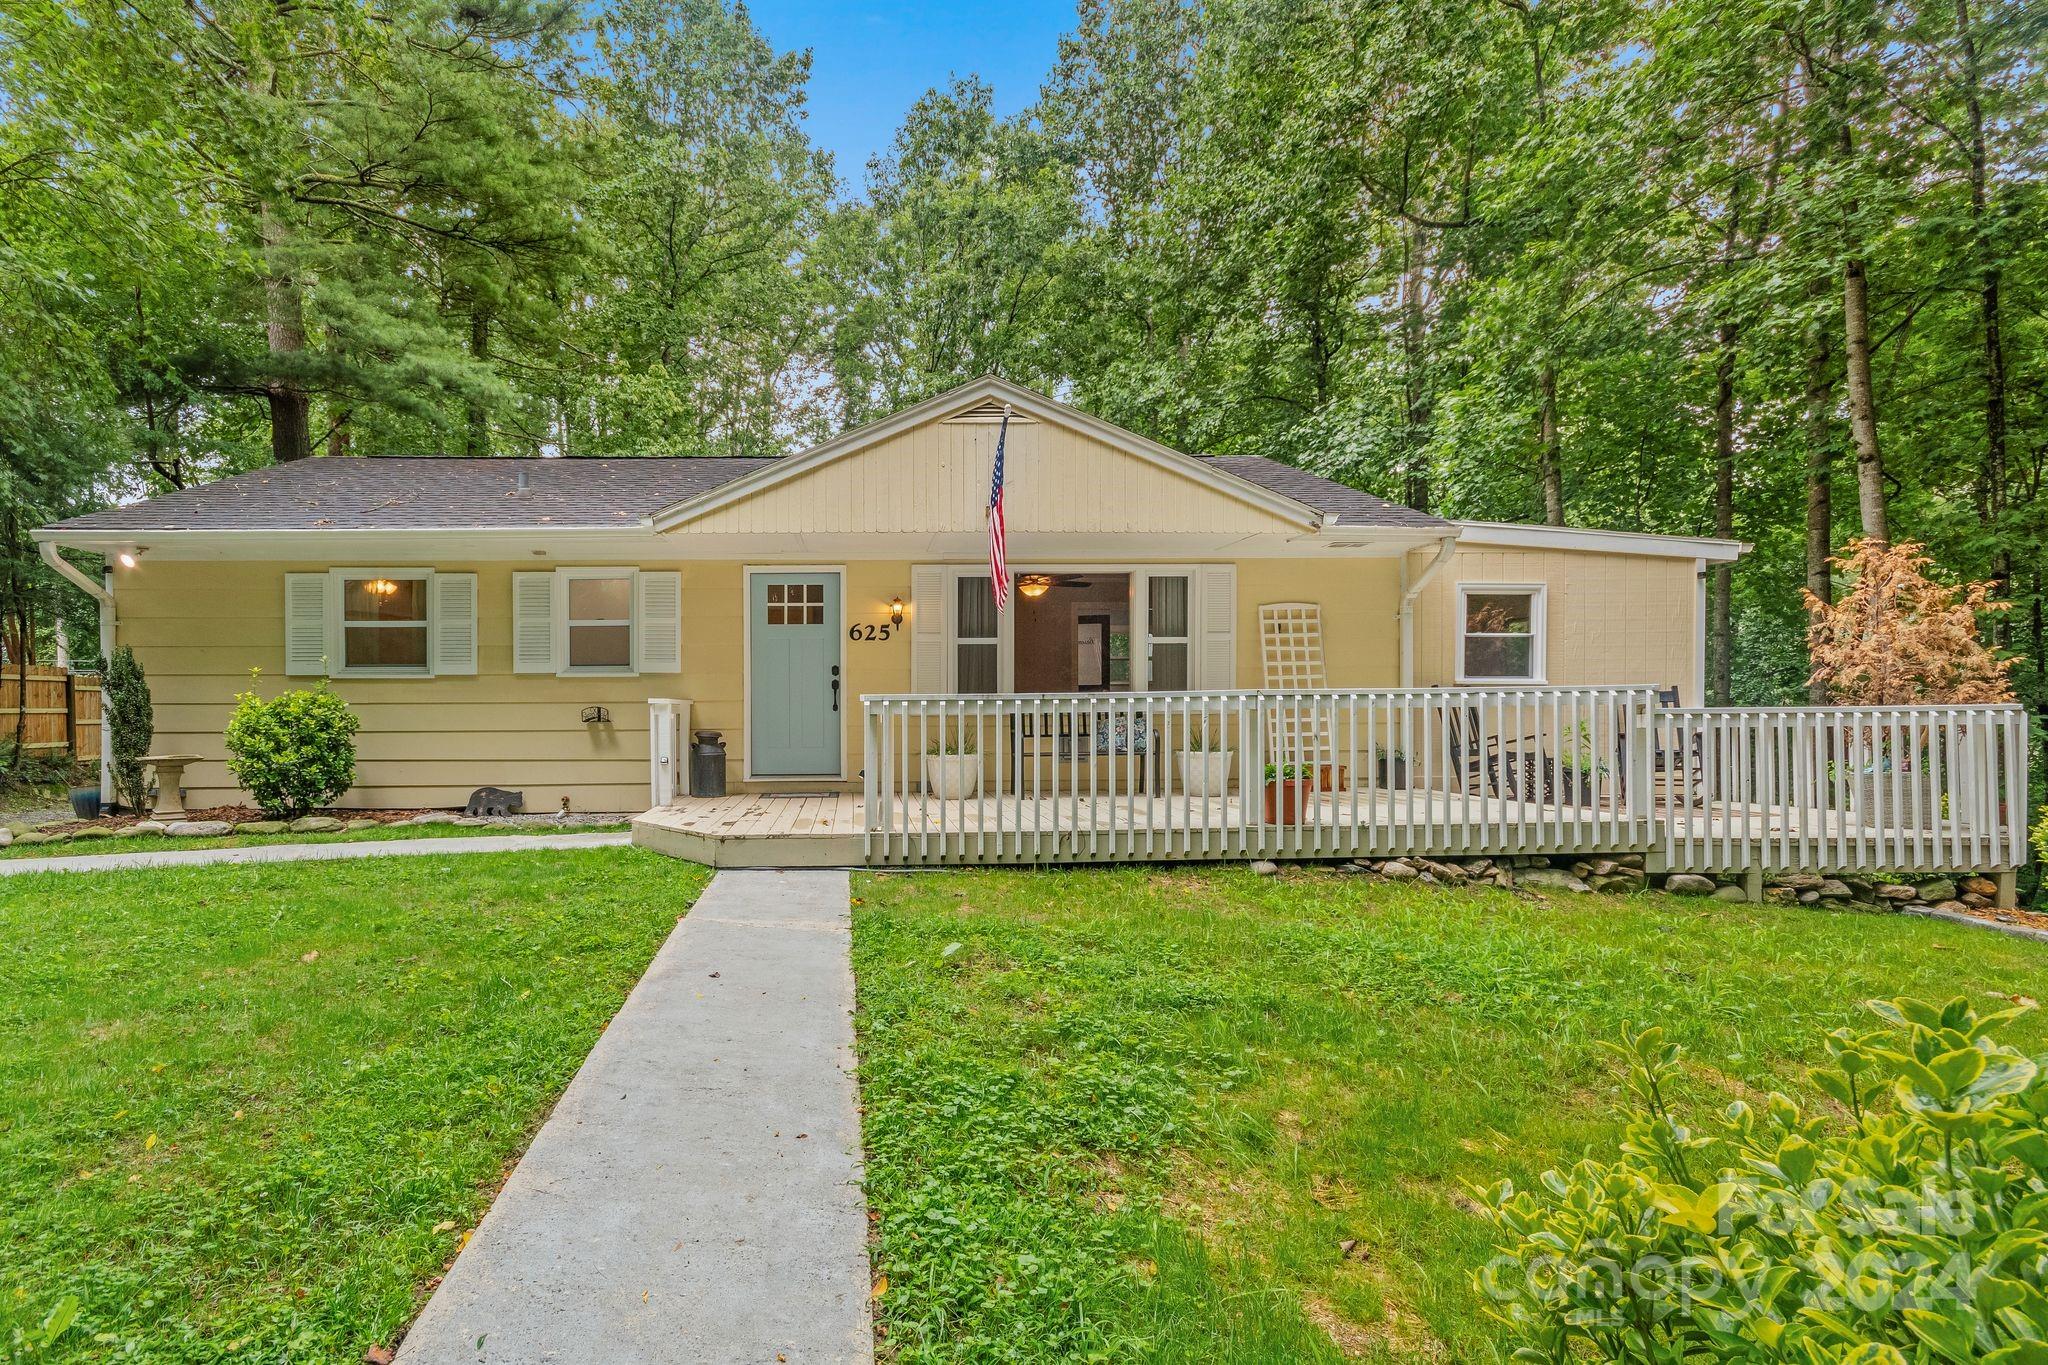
top-left (910, 565), bottom-right (947, 692)
top-left (512, 571), bottom-right (558, 673)
top-left (635, 571), bottom-right (683, 674)
top-left (284, 574), bottom-right (330, 676)
top-left (430, 572), bottom-right (477, 675)
top-left (1197, 564), bottom-right (1236, 688)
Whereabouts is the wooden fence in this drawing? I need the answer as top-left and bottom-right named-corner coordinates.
top-left (0, 664), bottom-right (102, 762)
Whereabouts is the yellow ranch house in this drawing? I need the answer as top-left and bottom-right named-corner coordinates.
top-left (34, 376), bottom-right (2028, 890)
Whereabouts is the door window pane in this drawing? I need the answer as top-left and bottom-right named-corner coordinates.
top-left (1149, 641), bottom-right (1189, 689)
top-left (1148, 576), bottom-right (1189, 638)
top-left (957, 641), bottom-right (998, 694)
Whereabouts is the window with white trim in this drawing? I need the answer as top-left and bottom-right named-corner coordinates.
top-left (955, 575), bottom-right (999, 694)
top-left (337, 570), bottom-right (430, 675)
top-left (561, 568), bottom-right (635, 674)
top-left (1457, 584), bottom-right (1545, 682)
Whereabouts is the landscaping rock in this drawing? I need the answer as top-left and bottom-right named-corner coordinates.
top-left (11, 831), bottom-right (57, 846)
top-left (290, 815), bottom-right (346, 834)
top-left (1798, 890), bottom-right (1820, 904)
top-left (1465, 859), bottom-right (1495, 877)
top-left (1712, 885), bottom-right (1751, 903)
top-left (1418, 859), bottom-right (1468, 883)
top-left (1610, 853), bottom-right (1646, 870)
top-left (128, 820), bottom-right (167, 835)
top-left (1663, 873), bottom-right (1717, 897)
top-left (1817, 879), bottom-right (1852, 899)
top-left (451, 816), bottom-right (491, 827)
top-left (1588, 874), bottom-right (1640, 894)
top-left (4, 822), bottom-right (28, 837)
top-left (1961, 875), bottom-right (1998, 899)
top-left (0, 828), bottom-right (11, 847)
top-left (1960, 892), bottom-right (1991, 910)
top-left (235, 820), bottom-right (290, 835)
top-left (68, 827), bottom-right (117, 840)
top-left (1934, 900), bottom-right (1971, 915)
top-left (1520, 868), bottom-right (1591, 894)
top-left (1776, 873), bottom-right (1823, 891)
top-left (1876, 883), bottom-right (1920, 902)
top-left (165, 820), bottom-right (234, 837)
top-left (345, 818), bottom-right (383, 832)
top-left (408, 811), bottom-right (459, 825)
top-left (1915, 878), bottom-right (1959, 904)
top-left (1250, 859), bottom-right (1280, 876)
top-left (1379, 859), bottom-right (1419, 881)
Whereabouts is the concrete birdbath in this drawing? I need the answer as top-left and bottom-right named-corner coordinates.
top-left (140, 754), bottom-right (204, 818)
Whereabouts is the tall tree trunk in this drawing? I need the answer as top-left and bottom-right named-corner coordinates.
top-left (259, 204), bottom-right (313, 464)
top-left (466, 310), bottom-right (492, 458)
top-left (1537, 362), bottom-right (1563, 525)
top-left (1842, 253), bottom-right (1885, 543)
top-left (1803, 287), bottom-right (1836, 704)
top-left (1956, 0), bottom-right (2008, 640)
top-left (1710, 320), bottom-right (1737, 705)
top-left (1399, 223), bottom-right (1432, 512)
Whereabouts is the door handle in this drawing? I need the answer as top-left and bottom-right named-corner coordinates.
top-left (831, 664), bottom-right (841, 713)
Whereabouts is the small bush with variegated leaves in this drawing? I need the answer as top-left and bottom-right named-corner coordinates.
top-left (223, 678), bottom-right (360, 818)
top-left (1475, 996), bottom-right (2047, 1363)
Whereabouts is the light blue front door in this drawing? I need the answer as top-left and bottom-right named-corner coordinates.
top-left (749, 572), bottom-right (843, 776)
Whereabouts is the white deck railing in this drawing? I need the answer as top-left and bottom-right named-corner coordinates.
top-left (861, 687), bottom-right (1659, 865)
top-left (861, 690), bottom-right (2030, 873)
top-left (1649, 704), bottom-right (2029, 874)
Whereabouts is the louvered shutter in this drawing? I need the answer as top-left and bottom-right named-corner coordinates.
top-left (635, 571), bottom-right (683, 673)
top-left (429, 573), bottom-right (477, 675)
top-left (1196, 564), bottom-right (1237, 688)
top-left (910, 565), bottom-right (948, 692)
top-left (284, 574), bottom-right (329, 676)
top-left (512, 571), bottom-right (557, 673)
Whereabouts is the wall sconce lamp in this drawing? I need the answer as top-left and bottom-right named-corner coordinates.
top-left (581, 706), bottom-right (612, 725)
top-left (889, 596), bottom-right (904, 627)
top-left (117, 550), bottom-right (141, 569)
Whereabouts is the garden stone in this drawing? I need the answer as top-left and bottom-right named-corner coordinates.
top-left (1818, 879), bottom-right (1852, 899)
top-left (68, 827), bottom-right (116, 840)
top-left (345, 818), bottom-right (383, 832)
top-left (1960, 892), bottom-right (1990, 910)
top-left (1798, 890), bottom-right (1820, 904)
top-left (1712, 885), bottom-right (1751, 902)
top-left (1877, 883), bottom-right (1919, 901)
top-left (1961, 875), bottom-right (1998, 898)
top-left (1465, 859), bottom-right (1494, 877)
top-left (1611, 854), bottom-right (1646, 870)
top-left (236, 820), bottom-right (289, 835)
top-left (1589, 874), bottom-right (1639, 894)
top-left (1520, 868), bottom-right (1591, 894)
top-left (1379, 859), bottom-right (1419, 881)
top-left (12, 832), bottom-right (52, 846)
top-left (0, 829), bottom-right (10, 848)
top-left (1663, 873), bottom-right (1717, 897)
top-left (290, 816), bottom-right (345, 834)
top-left (1777, 873), bottom-right (1823, 891)
top-left (1914, 878), bottom-right (1958, 903)
top-left (4, 822), bottom-right (28, 837)
top-left (1249, 859), bottom-right (1280, 876)
top-left (165, 820), bottom-right (234, 837)
top-left (1419, 859), bottom-right (1467, 883)
top-left (451, 816), bottom-right (491, 827)
top-left (408, 812), bottom-right (460, 825)
top-left (1934, 900), bottom-right (1972, 916)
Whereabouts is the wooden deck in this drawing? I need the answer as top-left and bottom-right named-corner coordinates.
top-left (632, 793), bottom-right (867, 867)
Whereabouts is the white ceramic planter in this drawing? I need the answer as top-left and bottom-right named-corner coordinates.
top-left (1178, 750), bottom-right (1233, 797)
top-left (924, 753), bottom-right (983, 800)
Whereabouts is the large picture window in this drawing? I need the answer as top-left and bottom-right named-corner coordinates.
top-left (338, 571), bottom-right (429, 674)
top-left (1457, 584), bottom-right (1546, 682)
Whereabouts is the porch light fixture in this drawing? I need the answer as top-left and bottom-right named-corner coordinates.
top-left (364, 577), bottom-right (399, 597)
top-left (1018, 574), bottom-right (1053, 599)
top-left (117, 551), bottom-right (139, 569)
top-left (889, 596), bottom-right (904, 626)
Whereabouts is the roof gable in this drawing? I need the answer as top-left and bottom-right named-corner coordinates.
top-left (650, 377), bottom-right (1327, 536)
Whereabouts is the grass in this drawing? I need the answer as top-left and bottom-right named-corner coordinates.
top-left (1, 845), bottom-right (706, 1360)
top-left (0, 819), bottom-right (630, 860)
top-left (850, 865), bottom-right (2048, 1363)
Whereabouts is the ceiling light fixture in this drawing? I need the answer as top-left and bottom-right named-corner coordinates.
top-left (1018, 574), bottom-right (1053, 599)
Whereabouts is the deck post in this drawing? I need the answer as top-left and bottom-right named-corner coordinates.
top-left (1742, 866), bottom-right (1764, 904)
top-left (1996, 870), bottom-right (2018, 910)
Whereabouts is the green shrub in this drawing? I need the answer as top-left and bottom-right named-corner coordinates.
top-left (223, 679), bottom-right (360, 818)
top-left (1476, 997), bottom-right (2048, 1362)
top-left (102, 645), bottom-right (152, 811)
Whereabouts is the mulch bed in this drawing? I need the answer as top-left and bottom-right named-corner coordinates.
top-left (22, 807), bottom-right (437, 835)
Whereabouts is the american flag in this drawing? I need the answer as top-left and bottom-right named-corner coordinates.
top-left (987, 407), bottom-right (1010, 611)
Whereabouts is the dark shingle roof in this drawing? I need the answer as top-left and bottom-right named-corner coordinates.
top-left (42, 452), bottom-right (1449, 534)
top-left (1196, 457), bottom-right (1450, 529)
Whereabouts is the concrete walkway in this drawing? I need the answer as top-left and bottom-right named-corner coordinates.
top-left (0, 830), bottom-right (631, 876)
top-left (396, 869), bottom-right (872, 1365)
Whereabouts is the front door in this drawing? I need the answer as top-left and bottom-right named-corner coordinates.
top-left (749, 571), bottom-right (843, 777)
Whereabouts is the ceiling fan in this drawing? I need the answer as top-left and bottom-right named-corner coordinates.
top-left (1017, 573), bottom-right (1095, 598)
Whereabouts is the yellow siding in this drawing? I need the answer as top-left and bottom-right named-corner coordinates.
top-left (680, 416), bottom-right (1304, 536)
top-left (1410, 546), bottom-right (1701, 700)
top-left (115, 546), bottom-right (1694, 811)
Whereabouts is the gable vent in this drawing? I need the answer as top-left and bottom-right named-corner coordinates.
top-left (944, 398), bottom-right (1038, 423)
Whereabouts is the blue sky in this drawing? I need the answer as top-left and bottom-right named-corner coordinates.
top-left (742, 0), bottom-right (1076, 194)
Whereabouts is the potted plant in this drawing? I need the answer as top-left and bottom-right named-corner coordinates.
top-left (1263, 763), bottom-right (1314, 824)
top-left (1375, 745), bottom-right (1407, 791)
top-left (923, 729), bottom-right (982, 800)
top-left (1177, 717), bottom-right (1233, 797)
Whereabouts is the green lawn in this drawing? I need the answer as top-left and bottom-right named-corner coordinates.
top-left (850, 866), bottom-right (2048, 1364)
top-left (1, 846), bottom-right (705, 1360)
top-left (0, 819), bottom-right (630, 861)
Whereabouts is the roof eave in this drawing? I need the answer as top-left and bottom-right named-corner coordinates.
top-left (1452, 520), bottom-right (1749, 563)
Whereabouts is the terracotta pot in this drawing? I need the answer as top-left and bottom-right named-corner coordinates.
top-left (1263, 778), bottom-right (1314, 824)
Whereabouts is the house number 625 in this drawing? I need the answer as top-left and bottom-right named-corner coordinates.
top-left (848, 623), bottom-right (895, 642)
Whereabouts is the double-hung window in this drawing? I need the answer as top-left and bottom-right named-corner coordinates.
top-left (562, 570), bottom-right (635, 673)
top-left (337, 570), bottom-right (431, 675)
top-left (1456, 584), bottom-right (1546, 683)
